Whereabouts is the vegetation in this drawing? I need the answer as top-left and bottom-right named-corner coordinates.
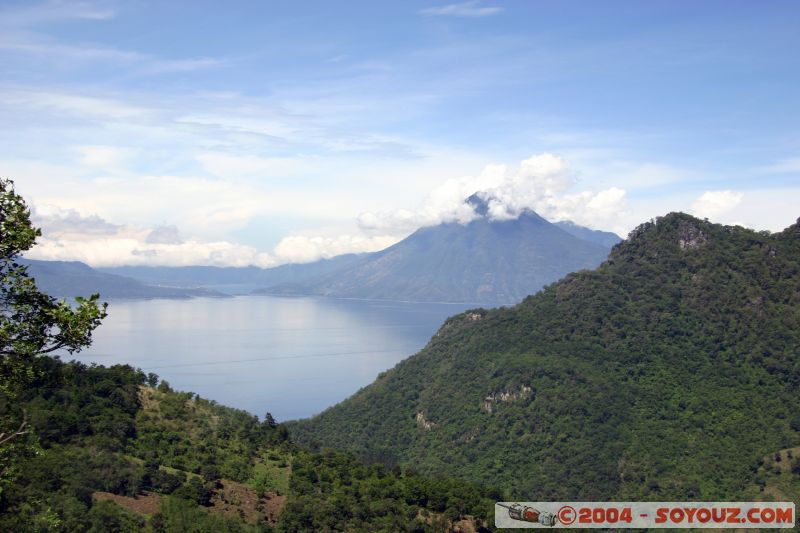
top-left (0, 179), bottom-right (498, 530)
top-left (290, 213), bottom-right (800, 502)
top-left (0, 357), bottom-right (498, 531)
top-left (5, 176), bottom-right (798, 530)
top-left (1, 178), bottom-right (107, 495)
top-left (282, 449), bottom-right (497, 532)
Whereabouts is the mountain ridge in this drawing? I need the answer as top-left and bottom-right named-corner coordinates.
top-left (19, 258), bottom-right (225, 300)
top-left (259, 213), bottom-right (620, 304)
top-left (288, 212), bottom-right (800, 500)
top-left (98, 214), bottom-right (620, 304)
top-left (99, 253), bottom-right (366, 290)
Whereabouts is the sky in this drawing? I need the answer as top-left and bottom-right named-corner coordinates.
top-left (2, 0), bottom-right (799, 267)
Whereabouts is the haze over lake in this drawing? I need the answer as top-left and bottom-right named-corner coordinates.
top-left (75, 295), bottom-right (473, 421)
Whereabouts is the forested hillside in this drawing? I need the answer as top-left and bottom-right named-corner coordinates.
top-left (290, 213), bottom-right (800, 501)
top-left (0, 357), bottom-right (498, 532)
top-left (1, 177), bottom-right (498, 532)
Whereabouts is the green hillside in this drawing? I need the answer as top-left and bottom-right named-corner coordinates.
top-left (290, 213), bottom-right (800, 501)
top-left (0, 357), bottom-right (499, 532)
top-left (0, 177), bottom-right (498, 532)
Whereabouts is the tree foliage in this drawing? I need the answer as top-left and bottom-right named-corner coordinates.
top-left (0, 181), bottom-right (499, 530)
top-left (0, 178), bottom-right (107, 360)
top-left (290, 213), bottom-right (800, 501)
top-left (1, 357), bottom-right (497, 531)
top-left (1, 178), bottom-right (107, 493)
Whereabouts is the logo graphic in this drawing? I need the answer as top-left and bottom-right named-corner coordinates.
top-left (498, 503), bottom-right (558, 527)
top-left (495, 502), bottom-right (796, 528)
top-left (558, 505), bottom-right (576, 525)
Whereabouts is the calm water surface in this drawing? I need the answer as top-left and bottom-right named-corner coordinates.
top-left (76, 295), bottom-right (473, 421)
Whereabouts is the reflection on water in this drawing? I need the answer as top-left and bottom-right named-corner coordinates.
top-left (76, 295), bottom-right (473, 421)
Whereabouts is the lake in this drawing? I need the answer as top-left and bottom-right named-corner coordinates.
top-left (75, 295), bottom-right (474, 421)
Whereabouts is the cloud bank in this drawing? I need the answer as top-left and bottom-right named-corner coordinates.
top-left (690, 190), bottom-right (744, 220)
top-left (24, 153), bottom-right (626, 268)
top-left (26, 206), bottom-right (396, 267)
top-left (358, 153), bottom-right (627, 234)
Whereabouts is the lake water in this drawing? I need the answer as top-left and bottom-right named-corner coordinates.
top-left (75, 295), bottom-right (473, 421)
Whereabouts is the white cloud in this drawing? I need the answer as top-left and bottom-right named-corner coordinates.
top-left (32, 204), bottom-right (121, 236)
top-left (25, 219), bottom-right (399, 268)
top-left (27, 234), bottom-right (277, 268)
top-left (529, 186), bottom-right (627, 226)
top-left (358, 153), bottom-right (627, 233)
top-left (719, 187), bottom-right (800, 231)
top-left (76, 145), bottom-right (134, 167)
top-left (17, 172), bottom-right (275, 238)
top-left (690, 190), bottom-right (744, 220)
top-left (146, 225), bottom-right (182, 245)
top-left (24, 204), bottom-right (398, 267)
top-left (272, 234), bottom-right (399, 264)
top-left (2, 90), bottom-right (150, 121)
top-left (22, 206), bottom-right (273, 267)
top-left (419, 1), bottom-right (503, 17)
top-left (195, 152), bottom-right (305, 179)
top-left (21, 201), bottom-right (277, 267)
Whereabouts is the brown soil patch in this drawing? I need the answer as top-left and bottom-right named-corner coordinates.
top-left (263, 492), bottom-right (287, 523)
top-left (416, 509), bottom-right (484, 532)
top-left (452, 517), bottom-right (479, 532)
top-left (764, 446), bottom-right (800, 473)
top-left (210, 479), bottom-right (285, 526)
top-left (138, 386), bottom-right (158, 412)
top-left (763, 483), bottom-right (789, 501)
top-left (93, 491), bottom-right (162, 515)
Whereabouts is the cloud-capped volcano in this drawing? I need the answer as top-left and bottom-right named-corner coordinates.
top-left (357, 153), bottom-right (627, 237)
top-left (261, 205), bottom-right (621, 304)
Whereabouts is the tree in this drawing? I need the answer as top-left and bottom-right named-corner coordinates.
top-left (0, 178), bottom-right (107, 490)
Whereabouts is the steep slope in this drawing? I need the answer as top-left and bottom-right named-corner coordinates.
top-left (264, 211), bottom-right (614, 304)
top-left (1, 357), bottom-right (498, 532)
top-left (19, 259), bottom-right (222, 299)
top-left (290, 213), bottom-right (800, 501)
top-left (553, 220), bottom-right (622, 248)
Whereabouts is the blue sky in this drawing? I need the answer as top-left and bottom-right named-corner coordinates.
top-left (2, 0), bottom-right (799, 266)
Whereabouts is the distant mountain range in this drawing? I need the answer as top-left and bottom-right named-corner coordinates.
top-left (259, 202), bottom-right (621, 303)
top-left (19, 259), bottom-right (224, 300)
top-left (100, 253), bottom-right (365, 292)
top-left (553, 219), bottom-right (624, 248)
top-left (31, 207), bottom-right (621, 304)
top-left (289, 213), bottom-right (800, 501)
